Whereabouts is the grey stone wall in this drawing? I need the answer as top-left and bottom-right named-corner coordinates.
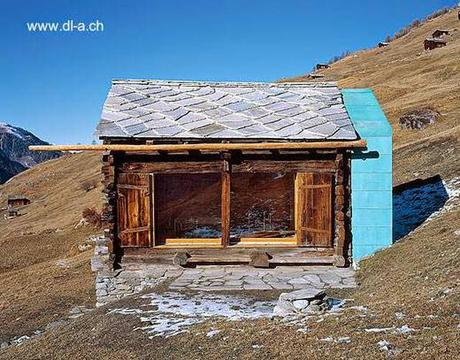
top-left (91, 236), bottom-right (183, 306)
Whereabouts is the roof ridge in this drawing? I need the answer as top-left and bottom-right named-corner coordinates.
top-left (111, 79), bottom-right (338, 88)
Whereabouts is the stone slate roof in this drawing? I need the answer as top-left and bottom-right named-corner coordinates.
top-left (96, 80), bottom-right (358, 141)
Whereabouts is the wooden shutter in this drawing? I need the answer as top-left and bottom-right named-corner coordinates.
top-left (117, 173), bottom-right (153, 247)
top-left (296, 173), bottom-right (333, 247)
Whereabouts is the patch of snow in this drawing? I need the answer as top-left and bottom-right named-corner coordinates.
top-left (206, 329), bottom-right (220, 338)
top-left (319, 336), bottom-right (351, 344)
top-left (364, 327), bottom-right (395, 333)
top-left (378, 340), bottom-right (391, 351)
top-left (442, 288), bottom-right (453, 295)
top-left (349, 306), bottom-right (368, 312)
top-left (396, 325), bottom-right (415, 334)
top-left (395, 312), bottom-right (405, 319)
top-left (328, 298), bottom-right (346, 312)
top-left (109, 291), bottom-right (276, 338)
top-left (320, 336), bottom-right (334, 342)
top-left (364, 325), bottom-right (415, 335)
top-left (337, 336), bottom-right (351, 344)
top-left (0, 122), bottom-right (25, 140)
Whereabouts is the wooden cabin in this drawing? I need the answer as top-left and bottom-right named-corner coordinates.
top-left (307, 73), bottom-right (325, 79)
top-left (31, 80), bottom-right (393, 268)
top-left (432, 29), bottom-right (449, 38)
top-left (316, 64), bottom-right (330, 70)
top-left (7, 195), bottom-right (31, 208)
top-left (424, 38), bottom-right (447, 50)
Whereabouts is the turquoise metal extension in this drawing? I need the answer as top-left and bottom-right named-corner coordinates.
top-left (342, 89), bottom-right (393, 261)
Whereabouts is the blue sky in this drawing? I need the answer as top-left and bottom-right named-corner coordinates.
top-left (0, 0), bottom-right (455, 144)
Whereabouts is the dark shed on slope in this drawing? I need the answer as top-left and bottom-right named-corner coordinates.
top-left (424, 38), bottom-right (447, 50)
top-left (7, 195), bottom-right (31, 208)
top-left (432, 29), bottom-right (449, 38)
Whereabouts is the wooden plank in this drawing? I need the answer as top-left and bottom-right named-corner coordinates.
top-left (165, 238), bottom-right (221, 244)
top-left (156, 244), bottom-right (224, 249)
top-left (186, 255), bottom-right (251, 264)
top-left (237, 237), bottom-right (297, 243)
top-left (29, 139), bottom-right (367, 152)
top-left (296, 173), bottom-right (333, 247)
top-left (120, 159), bottom-right (336, 174)
top-left (150, 174), bottom-right (155, 247)
top-left (295, 173), bottom-right (306, 246)
top-left (221, 155), bottom-right (231, 247)
top-left (232, 160), bottom-right (336, 173)
top-left (269, 256), bottom-right (335, 265)
top-left (232, 243), bottom-right (299, 248)
top-left (120, 161), bottom-right (222, 174)
top-left (123, 246), bottom-right (335, 257)
top-left (117, 173), bottom-right (152, 248)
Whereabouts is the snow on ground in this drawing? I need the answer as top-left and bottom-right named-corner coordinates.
top-left (108, 291), bottom-right (276, 338)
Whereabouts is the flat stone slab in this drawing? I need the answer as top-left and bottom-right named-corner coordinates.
top-left (168, 265), bottom-right (356, 291)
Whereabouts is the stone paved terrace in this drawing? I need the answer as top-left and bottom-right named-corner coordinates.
top-left (168, 265), bottom-right (356, 291)
top-left (92, 238), bottom-right (357, 305)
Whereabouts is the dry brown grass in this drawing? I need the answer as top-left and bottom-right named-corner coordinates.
top-left (284, 9), bottom-right (460, 185)
top-left (0, 152), bottom-right (102, 340)
top-left (1, 207), bottom-right (458, 359)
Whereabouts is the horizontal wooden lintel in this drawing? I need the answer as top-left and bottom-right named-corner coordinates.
top-left (29, 140), bottom-right (366, 152)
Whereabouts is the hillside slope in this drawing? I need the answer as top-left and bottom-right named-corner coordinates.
top-left (0, 152), bottom-right (102, 340)
top-left (284, 9), bottom-right (460, 185)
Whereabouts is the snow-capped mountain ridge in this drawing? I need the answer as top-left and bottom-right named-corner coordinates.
top-left (0, 122), bottom-right (61, 183)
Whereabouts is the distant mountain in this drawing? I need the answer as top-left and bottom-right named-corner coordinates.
top-left (0, 122), bottom-right (61, 183)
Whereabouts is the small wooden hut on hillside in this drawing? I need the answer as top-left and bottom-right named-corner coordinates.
top-left (315, 64), bottom-right (330, 70)
top-left (424, 38), bottom-right (447, 50)
top-left (7, 195), bottom-right (31, 208)
top-left (432, 29), bottom-right (449, 38)
top-left (31, 80), bottom-right (393, 268)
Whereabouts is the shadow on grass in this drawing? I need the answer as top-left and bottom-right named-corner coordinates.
top-left (393, 175), bottom-right (448, 242)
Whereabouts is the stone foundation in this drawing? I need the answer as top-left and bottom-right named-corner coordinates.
top-left (91, 236), bottom-right (183, 306)
top-left (91, 236), bottom-right (357, 306)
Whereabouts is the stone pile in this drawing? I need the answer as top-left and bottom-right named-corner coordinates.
top-left (399, 108), bottom-right (439, 130)
top-left (273, 288), bottom-right (330, 317)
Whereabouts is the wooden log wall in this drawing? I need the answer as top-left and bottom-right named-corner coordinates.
top-left (102, 147), bottom-right (352, 267)
top-left (333, 150), bottom-right (351, 267)
top-left (101, 150), bottom-right (120, 266)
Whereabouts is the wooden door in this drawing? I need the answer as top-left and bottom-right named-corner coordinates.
top-left (117, 173), bottom-right (153, 247)
top-left (296, 173), bottom-right (333, 247)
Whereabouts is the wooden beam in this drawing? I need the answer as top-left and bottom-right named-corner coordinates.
top-left (29, 140), bottom-right (367, 152)
top-left (221, 153), bottom-right (231, 247)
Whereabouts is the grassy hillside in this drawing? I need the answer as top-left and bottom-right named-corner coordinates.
top-left (283, 8), bottom-right (460, 185)
top-left (0, 152), bottom-right (102, 340)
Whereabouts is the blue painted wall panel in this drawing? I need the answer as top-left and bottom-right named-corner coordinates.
top-left (351, 208), bottom-right (393, 226)
top-left (342, 89), bottom-right (393, 262)
top-left (352, 190), bottom-right (392, 209)
top-left (351, 226), bottom-right (393, 245)
top-left (351, 154), bottom-right (392, 173)
top-left (352, 173), bottom-right (392, 191)
top-left (345, 106), bottom-right (387, 122)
